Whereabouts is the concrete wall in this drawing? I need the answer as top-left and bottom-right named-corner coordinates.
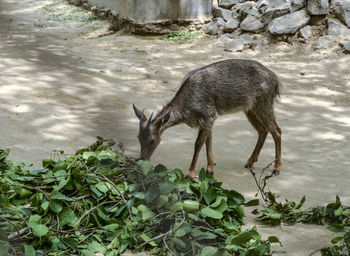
top-left (87, 0), bottom-right (212, 24)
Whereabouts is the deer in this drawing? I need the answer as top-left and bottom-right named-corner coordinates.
top-left (133, 59), bottom-right (282, 179)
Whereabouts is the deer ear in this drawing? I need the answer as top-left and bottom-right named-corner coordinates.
top-left (162, 111), bottom-right (171, 125)
top-left (157, 111), bottom-right (171, 130)
top-left (133, 104), bottom-right (147, 121)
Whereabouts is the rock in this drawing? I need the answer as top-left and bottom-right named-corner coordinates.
top-left (224, 34), bottom-right (260, 52)
top-left (248, 7), bottom-right (262, 18)
top-left (340, 40), bottom-right (350, 52)
top-left (291, 0), bottom-right (306, 12)
top-left (256, 0), bottom-right (289, 11)
top-left (316, 35), bottom-right (336, 49)
top-left (238, 1), bottom-right (256, 21)
top-left (214, 34), bottom-right (233, 47)
top-left (327, 19), bottom-right (350, 36)
top-left (204, 18), bottom-right (225, 35)
top-left (240, 14), bottom-right (265, 32)
top-left (306, 0), bottom-right (329, 15)
top-left (298, 25), bottom-right (312, 40)
top-left (261, 2), bottom-right (291, 24)
top-left (268, 9), bottom-right (310, 34)
top-left (330, 0), bottom-right (350, 28)
top-left (213, 6), bottom-right (233, 21)
top-left (224, 38), bottom-right (245, 51)
top-left (219, 0), bottom-right (239, 9)
top-left (224, 17), bottom-right (240, 32)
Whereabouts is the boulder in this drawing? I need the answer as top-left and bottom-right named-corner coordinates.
top-left (219, 0), bottom-right (239, 9)
top-left (268, 9), bottom-right (310, 34)
top-left (214, 34), bottom-right (233, 47)
top-left (306, 0), bottom-right (329, 15)
top-left (330, 0), bottom-right (350, 28)
top-left (240, 14), bottom-right (265, 32)
top-left (261, 3), bottom-right (291, 24)
top-left (316, 35), bottom-right (336, 49)
top-left (204, 18), bottom-right (225, 35)
top-left (327, 19), bottom-right (350, 37)
top-left (224, 17), bottom-right (240, 32)
top-left (298, 25), bottom-right (312, 40)
top-left (340, 40), bottom-right (350, 52)
top-left (291, 0), bottom-right (306, 12)
top-left (237, 1), bottom-right (256, 21)
top-left (224, 38), bottom-right (245, 51)
top-left (256, 0), bottom-right (290, 11)
top-left (248, 7), bottom-right (262, 18)
top-left (213, 6), bottom-right (233, 21)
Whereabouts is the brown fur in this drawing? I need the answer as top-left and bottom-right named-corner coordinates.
top-left (133, 59), bottom-right (282, 178)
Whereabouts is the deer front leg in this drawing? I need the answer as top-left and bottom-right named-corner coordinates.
top-left (186, 129), bottom-right (208, 179)
top-left (206, 131), bottom-right (215, 176)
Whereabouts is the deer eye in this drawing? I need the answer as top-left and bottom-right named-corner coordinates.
top-left (150, 139), bottom-right (155, 145)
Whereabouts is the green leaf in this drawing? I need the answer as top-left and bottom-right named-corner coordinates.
top-left (140, 234), bottom-right (157, 247)
top-left (28, 215), bottom-right (41, 228)
top-left (137, 204), bottom-right (155, 220)
top-left (137, 160), bottom-right (153, 175)
top-left (82, 152), bottom-right (95, 160)
top-left (96, 182), bottom-right (110, 193)
top-left (159, 181), bottom-right (175, 194)
top-left (198, 168), bottom-right (207, 182)
top-left (51, 190), bottom-right (72, 201)
top-left (49, 200), bottom-right (63, 213)
top-left (90, 185), bottom-right (103, 198)
top-left (229, 229), bottom-right (260, 246)
top-left (145, 185), bottom-right (159, 203)
top-left (23, 244), bottom-right (36, 256)
top-left (200, 246), bottom-right (218, 256)
top-left (200, 207), bottom-right (223, 219)
top-left (32, 224), bottom-right (49, 237)
top-left (244, 199), bottom-right (259, 207)
top-left (268, 236), bottom-right (282, 245)
top-left (203, 187), bottom-right (217, 205)
top-left (59, 207), bottom-right (77, 227)
top-left (41, 201), bottom-right (49, 211)
top-left (19, 188), bottom-right (33, 199)
top-left (296, 196), bottom-right (306, 209)
top-left (327, 224), bottom-right (344, 233)
top-left (182, 200), bottom-right (200, 212)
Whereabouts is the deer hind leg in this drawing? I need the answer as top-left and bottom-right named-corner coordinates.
top-left (254, 108), bottom-right (282, 175)
top-left (245, 111), bottom-right (268, 169)
top-left (186, 128), bottom-right (209, 179)
top-left (205, 130), bottom-right (215, 176)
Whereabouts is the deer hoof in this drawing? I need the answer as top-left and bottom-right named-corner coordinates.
top-left (244, 163), bottom-right (252, 169)
top-left (185, 175), bottom-right (195, 180)
top-left (206, 171), bottom-right (214, 176)
top-left (271, 170), bottom-right (280, 176)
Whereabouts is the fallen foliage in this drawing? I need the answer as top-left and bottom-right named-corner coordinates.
top-left (0, 138), bottom-right (280, 256)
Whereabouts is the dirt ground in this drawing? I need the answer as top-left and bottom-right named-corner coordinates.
top-left (1, 0), bottom-right (350, 255)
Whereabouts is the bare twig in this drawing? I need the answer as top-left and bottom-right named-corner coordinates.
top-left (189, 224), bottom-right (226, 239)
top-left (248, 160), bottom-right (276, 206)
top-left (0, 215), bottom-right (20, 240)
top-left (94, 172), bottom-right (134, 222)
top-left (66, 156), bottom-right (79, 171)
top-left (75, 200), bottom-right (118, 226)
top-left (163, 235), bottom-right (175, 255)
top-left (139, 210), bottom-right (186, 248)
top-left (7, 227), bottom-right (29, 240)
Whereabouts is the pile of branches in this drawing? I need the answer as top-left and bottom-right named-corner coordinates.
top-left (249, 167), bottom-right (350, 256)
top-left (0, 138), bottom-right (281, 256)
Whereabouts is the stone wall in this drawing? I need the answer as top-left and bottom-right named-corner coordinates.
top-left (205, 0), bottom-right (350, 53)
top-left (68, 0), bottom-right (213, 34)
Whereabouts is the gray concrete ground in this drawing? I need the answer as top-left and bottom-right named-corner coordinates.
top-left (1, 0), bottom-right (350, 255)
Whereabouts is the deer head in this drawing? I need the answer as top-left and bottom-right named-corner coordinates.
top-left (133, 104), bottom-right (171, 160)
